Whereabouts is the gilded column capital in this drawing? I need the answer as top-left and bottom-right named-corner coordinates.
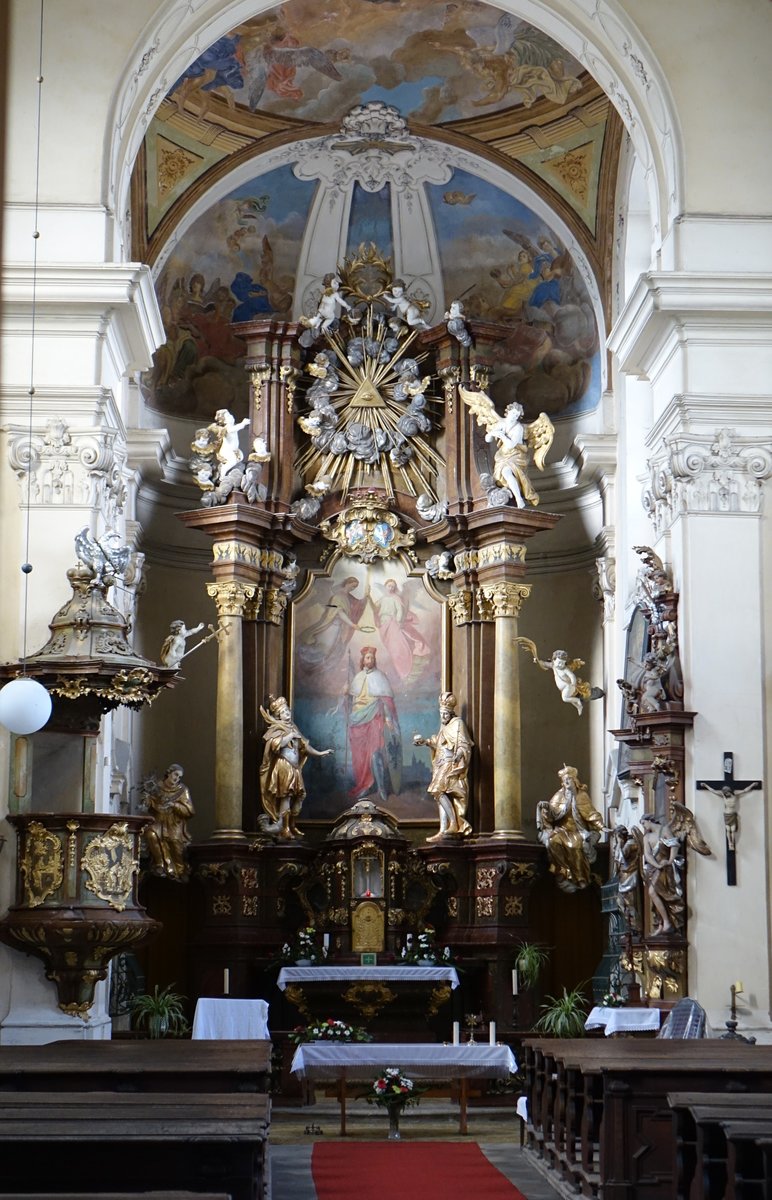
top-left (479, 581), bottom-right (531, 618)
top-left (206, 581), bottom-right (257, 618)
top-left (263, 586), bottom-right (289, 625)
top-left (243, 587), bottom-right (267, 621)
top-left (447, 588), bottom-right (474, 626)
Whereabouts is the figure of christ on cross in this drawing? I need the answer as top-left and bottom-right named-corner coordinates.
top-left (696, 751), bottom-right (763, 885)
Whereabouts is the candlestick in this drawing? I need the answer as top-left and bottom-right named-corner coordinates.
top-left (223, 968), bottom-right (230, 995)
top-left (452, 1021), bottom-right (460, 1045)
top-left (489, 1021), bottom-right (496, 1045)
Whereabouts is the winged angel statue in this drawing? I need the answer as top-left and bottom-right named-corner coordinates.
top-left (459, 382), bottom-right (554, 508)
top-left (632, 804), bottom-right (711, 935)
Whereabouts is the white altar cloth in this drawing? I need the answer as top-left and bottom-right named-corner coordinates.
top-left (192, 997), bottom-right (270, 1040)
top-left (291, 1041), bottom-right (516, 1081)
top-left (277, 965), bottom-right (460, 990)
top-left (291, 1041), bottom-right (517, 1135)
top-left (585, 1006), bottom-right (661, 1036)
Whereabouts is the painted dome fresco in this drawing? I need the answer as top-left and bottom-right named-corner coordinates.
top-left (134, 0), bottom-right (621, 427)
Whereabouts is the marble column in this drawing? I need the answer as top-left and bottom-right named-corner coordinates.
top-left (206, 581), bottom-right (258, 839)
top-left (479, 580), bottom-right (531, 837)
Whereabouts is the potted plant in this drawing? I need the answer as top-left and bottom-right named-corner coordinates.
top-left (514, 942), bottom-right (549, 990)
top-left (130, 983), bottom-right (190, 1039)
top-left (534, 985), bottom-right (589, 1038)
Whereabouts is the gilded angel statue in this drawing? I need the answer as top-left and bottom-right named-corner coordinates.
top-left (459, 382), bottom-right (554, 508)
top-left (514, 638), bottom-right (604, 715)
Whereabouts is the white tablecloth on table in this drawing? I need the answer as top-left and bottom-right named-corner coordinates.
top-left (277, 965), bottom-right (460, 990)
top-left (585, 1006), bottom-right (661, 1035)
top-left (191, 997), bottom-right (270, 1040)
top-left (290, 1041), bottom-right (517, 1081)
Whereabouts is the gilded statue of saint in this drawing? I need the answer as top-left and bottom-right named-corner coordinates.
top-left (141, 764), bottom-right (194, 881)
top-left (537, 765), bottom-right (604, 892)
top-left (413, 692), bottom-right (473, 842)
top-left (258, 695), bottom-right (332, 839)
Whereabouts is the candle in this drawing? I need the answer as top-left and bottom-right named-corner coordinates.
top-left (734, 980), bottom-right (744, 994)
top-left (512, 969), bottom-right (519, 996)
top-left (323, 933), bottom-right (330, 951)
top-left (406, 933), bottom-right (413, 947)
top-left (452, 1021), bottom-right (460, 1045)
top-left (223, 968), bottom-right (230, 995)
top-left (489, 1021), bottom-right (496, 1045)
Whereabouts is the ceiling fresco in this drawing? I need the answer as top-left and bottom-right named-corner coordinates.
top-left (133, 0), bottom-right (622, 428)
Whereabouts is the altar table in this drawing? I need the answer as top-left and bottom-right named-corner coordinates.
top-left (585, 1005), bottom-right (661, 1036)
top-left (291, 1041), bottom-right (517, 1135)
top-left (192, 997), bottom-right (271, 1040)
top-left (277, 965), bottom-right (460, 989)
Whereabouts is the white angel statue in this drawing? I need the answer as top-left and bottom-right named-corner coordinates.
top-left (459, 382), bottom-right (554, 508)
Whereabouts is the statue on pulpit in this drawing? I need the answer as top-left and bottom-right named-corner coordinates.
top-left (537, 765), bottom-right (604, 892)
top-left (413, 692), bottom-right (473, 842)
top-left (258, 695), bottom-right (333, 839)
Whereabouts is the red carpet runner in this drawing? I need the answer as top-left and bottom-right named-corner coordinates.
top-left (312, 1142), bottom-right (527, 1199)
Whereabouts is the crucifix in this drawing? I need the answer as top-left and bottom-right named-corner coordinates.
top-left (696, 752), bottom-right (762, 885)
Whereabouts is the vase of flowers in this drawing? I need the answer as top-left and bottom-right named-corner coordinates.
top-left (402, 926), bottom-right (453, 967)
top-left (290, 1017), bottom-right (372, 1045)
top-left (360, 1067), bottom-right (425, 1140)
top-left (281, 926), bottom-right (324, 966)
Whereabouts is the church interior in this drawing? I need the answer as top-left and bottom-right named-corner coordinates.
top-left (1, 1), bottom-right (771, 1197)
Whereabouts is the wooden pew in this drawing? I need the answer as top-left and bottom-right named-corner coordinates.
top-left (668, 1092), bottom-right (772, 1200)
top-left (0, 1038), bottom-right (272, 1094)
top-left (523, 1038), bottom-right (772, 1200)
top-left (0, 1091), bottom-right (269, 1200)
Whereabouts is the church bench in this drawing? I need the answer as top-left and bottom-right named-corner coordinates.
top-left (668, 1092), bottom-right (772, 1200)
top-left (523, 1038), bottom-right (772, 1200)
top-left (0, 1091), bottom-right (269, 1200)
top-left (0, 1038), bottom-right (272, 1094)
top-left (1, 1194), bottom-right (231, 1199)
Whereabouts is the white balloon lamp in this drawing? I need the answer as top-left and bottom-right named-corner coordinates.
top-left (0, 677), bottom-right (52, 735)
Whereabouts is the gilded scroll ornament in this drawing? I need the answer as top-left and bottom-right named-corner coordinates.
top-left (80, 822), bottom-right (139, 912)
top-left (21, 821), bottom-right (64, 907)
top-left (342, 981), bottom-right (396, 1021)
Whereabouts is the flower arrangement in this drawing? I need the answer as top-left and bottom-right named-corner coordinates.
top-left (401, 925), bottom-right (454, 966)
top-left (280, 926), bottom-right (326, 965)
top-left (601, 989), bottom-right (624, 1008)
top-left (290, 1017), bottom-right (372, 1045)
top-left (361, 1067), bottom-right (425, 1110)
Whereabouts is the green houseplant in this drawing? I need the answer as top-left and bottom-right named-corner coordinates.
top-left (130, 983), bottom-right (190, 1038)
top-left (514, 942), bottom-right (549, 989)
top-left (534, 985), bottom-right (589, 1038)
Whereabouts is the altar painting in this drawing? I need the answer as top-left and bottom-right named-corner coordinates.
top-left (292, 559), bottom-right (442, 821)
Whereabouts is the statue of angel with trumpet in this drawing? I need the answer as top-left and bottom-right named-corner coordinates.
top-left (459, 381), bottom-right (554, 508)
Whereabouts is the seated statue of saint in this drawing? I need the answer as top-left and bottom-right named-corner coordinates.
top-left (140, 764), bottom-right (194, 881)
top-left (413, 692), bottom-right (473, 842)
top-left (536, 765), bottom-right (604, 892)
top-left (258, 695), bottom-right (332, 839)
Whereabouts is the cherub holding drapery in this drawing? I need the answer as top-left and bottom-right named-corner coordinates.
top-left (459, 381), bottom-right (554, 508)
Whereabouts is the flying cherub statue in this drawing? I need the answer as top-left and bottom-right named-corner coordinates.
top-left (459, 381), bottom-right (554, 508)
top-left (514, 639), bottom-right (604, 715)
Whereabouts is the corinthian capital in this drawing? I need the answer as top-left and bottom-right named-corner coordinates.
top-left (643, 428), bottom-right (772, 535)
top-left (206, 581), bottom-right (257, 618)
top-left (479, 581), bottom-right (531, 618)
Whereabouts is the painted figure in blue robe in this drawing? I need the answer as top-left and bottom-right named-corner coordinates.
top-left (173, 35), bottom-right (244, 95)
top-left (230, 272), bottom-right (273, 323)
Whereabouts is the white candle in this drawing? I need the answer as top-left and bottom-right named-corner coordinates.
top-left (223, 968), bottom-right (230, 995)
top-left (323, 933), bottom-right (330, 950)
top-left (512, 969), bottom-right (519, 996)
top-left (489, 1021), bottom-right (496, 1045)
top-left (734, 980), bottom-right (744, 994)
top-left (406, 933), bottom-right (413, 947)
top-left (452, 1021), bottom-right (460, 1045)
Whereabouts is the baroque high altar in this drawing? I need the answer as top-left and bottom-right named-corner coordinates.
top-left (178, 244), bottom-right (557, 1031)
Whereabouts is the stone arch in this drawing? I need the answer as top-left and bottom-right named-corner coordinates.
top-left (106, 0), bottom-right (682, 264)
